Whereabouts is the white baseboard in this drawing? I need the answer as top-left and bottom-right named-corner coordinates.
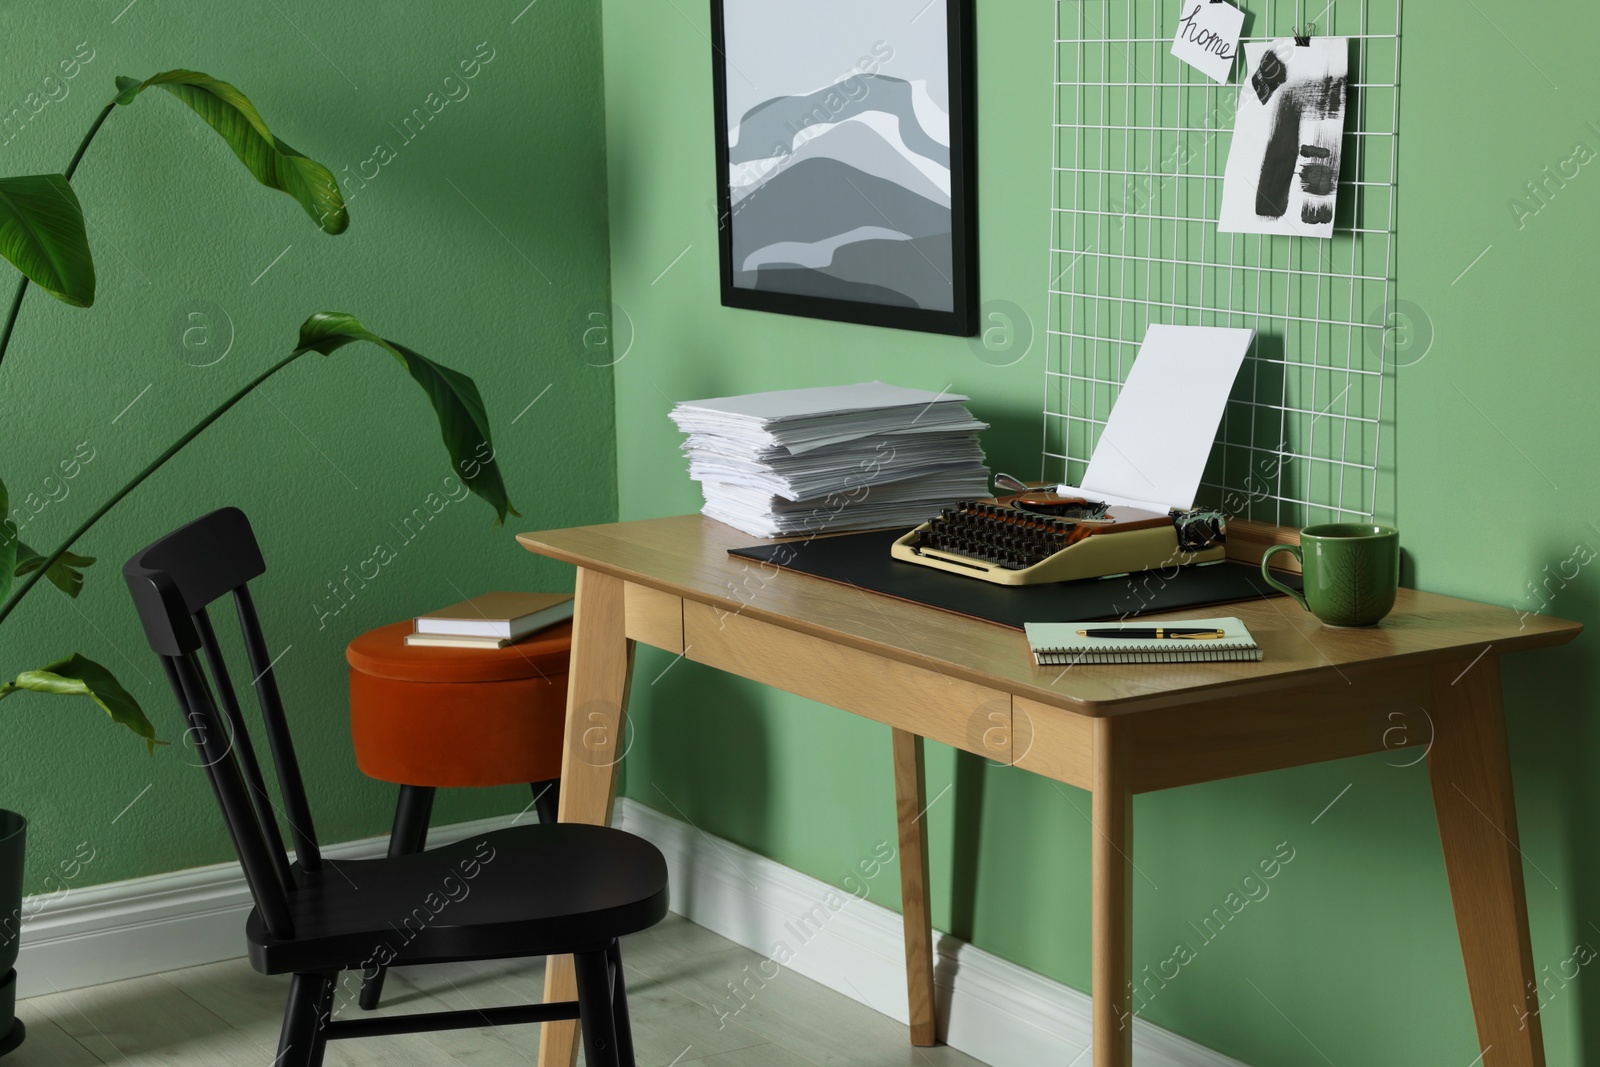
top-left (15, 799), bottom-right (1249, 1067)
top-left (611, 800), bottom-right (1251, 1067)
top-left (14, 812), bottom-right (517, 999)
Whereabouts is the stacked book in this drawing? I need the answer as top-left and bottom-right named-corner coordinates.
top-left (404, 592), bottom-right (574, 649)
top-left (669, 382), bottom-right (991, 538)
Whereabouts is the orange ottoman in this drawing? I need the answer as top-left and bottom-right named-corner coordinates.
top-left (345, 616), bottom-right (572, 1010)
top-left (346, 618), bottom-right (572, 788)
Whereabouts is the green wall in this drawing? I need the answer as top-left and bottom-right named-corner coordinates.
top-left (8, 1), bottom-right (1598, 1064)
top-left (602, 1), bottom-right (1600, 1065)
top-left (2, 3), bottom-right (615, 891)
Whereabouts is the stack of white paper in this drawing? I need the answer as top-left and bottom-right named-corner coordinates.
top-left (670, 382), bottom-right (991, 538)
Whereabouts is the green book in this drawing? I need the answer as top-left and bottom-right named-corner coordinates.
top-left (1023, 616), bottom-right (1261, 666)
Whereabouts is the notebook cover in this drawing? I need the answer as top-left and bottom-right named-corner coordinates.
top-left (1024, 616), bottom-right (1261, 663)
top-left (403, 633), bottom-right (511, 649)
top-left (415, 591), bottom-right (574, 637)
top-left (728, 529), bottom-right (1301, 631)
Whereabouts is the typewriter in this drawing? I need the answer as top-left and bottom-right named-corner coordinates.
top-left (890, 323), bottom-right (1253, 585)
top-left (890, 489), bottom-right (1226, 586)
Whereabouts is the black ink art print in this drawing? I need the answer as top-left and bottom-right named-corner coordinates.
top-left (710, 0), bottom-right (977, 335)
top-left (1218, 37), bottom-right (1349, 238)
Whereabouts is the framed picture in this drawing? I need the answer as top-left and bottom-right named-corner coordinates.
top-left (710, 0), bottom-right (977, 336)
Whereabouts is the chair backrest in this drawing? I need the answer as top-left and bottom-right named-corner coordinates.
top-left (123, 507), bottom-right (320, 940)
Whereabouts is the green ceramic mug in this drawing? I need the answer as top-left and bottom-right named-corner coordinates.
top-left (1261, 523), bottom-right (1400, 627)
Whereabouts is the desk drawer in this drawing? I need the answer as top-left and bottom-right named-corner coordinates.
top-left (683, 601), bottom-right (1010, 760)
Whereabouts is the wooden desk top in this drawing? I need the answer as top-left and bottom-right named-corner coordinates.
top-left (517, 515), bottom-right (1581, 716)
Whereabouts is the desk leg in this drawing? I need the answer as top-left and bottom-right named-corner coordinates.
top-left (1091, 717), bottom-right (1133, 1067)
top-left (539, 568), bottom-right (635, 1067)
top-left (1427, 657), bottom-right (1545, 1067)
top-left (891, 729), bottom-right (938, 1046)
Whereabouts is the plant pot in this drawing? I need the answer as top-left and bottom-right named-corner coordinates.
top-left (0, 811), bottom-right (24, 1057)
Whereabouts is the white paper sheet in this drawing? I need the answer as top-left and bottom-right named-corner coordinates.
top-left (1170, 0), bottom-right (1244, 84)
top-left (673, 382), bottom-right (965, 422)
top-left (1058, 324), bottom-right (1253, 510)
top-left (1218, 38), bottom-right (1349, 238)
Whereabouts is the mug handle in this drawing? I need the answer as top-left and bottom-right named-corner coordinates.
top-left (1260, 544), bottom-right (1310, 611)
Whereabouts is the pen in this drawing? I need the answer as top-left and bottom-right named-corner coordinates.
top-left (1076, 627), bottom-right (1226, 639)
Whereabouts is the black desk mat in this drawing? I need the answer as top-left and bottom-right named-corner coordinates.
top-left (728, 529), bottom-right (1300, 631)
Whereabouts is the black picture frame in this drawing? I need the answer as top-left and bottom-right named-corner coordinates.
top-left (709, 0), bottom-right (977, 336)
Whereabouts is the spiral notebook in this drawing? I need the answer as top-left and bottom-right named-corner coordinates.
top-left (1025, 616), bottom-right (1261, 665)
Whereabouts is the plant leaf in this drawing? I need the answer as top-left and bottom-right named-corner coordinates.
top-left (14, 541), bottom-right (96, 598)
top-left (115, 70), bottom-right (348, 235)
top-left (293, 312), bottom-right (517, 523)
top-left (0, 653), bottom-right (159, 753)
top-left (0, 175), bottom-right (95, 306)
top-left (0, 477), bottom-right (14, 603)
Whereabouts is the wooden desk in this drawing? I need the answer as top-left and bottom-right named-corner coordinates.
top-left (518, 515), bottom-right (1579, 1067)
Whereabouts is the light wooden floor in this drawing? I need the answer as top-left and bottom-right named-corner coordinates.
top-left (12, 915), bottom-right (990, 1067)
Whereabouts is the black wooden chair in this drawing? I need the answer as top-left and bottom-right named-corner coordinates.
top-left (123, 507), bottom-right (667, 1067)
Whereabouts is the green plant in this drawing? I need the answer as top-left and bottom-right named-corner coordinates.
top-left (0, 71), bottom-right (516, 751)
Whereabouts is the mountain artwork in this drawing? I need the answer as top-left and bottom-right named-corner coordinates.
top-left (711, 0), bottom-right (976, 335)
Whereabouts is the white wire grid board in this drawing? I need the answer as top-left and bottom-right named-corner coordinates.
top-left (1043, 0), bottom-right (1400, 526)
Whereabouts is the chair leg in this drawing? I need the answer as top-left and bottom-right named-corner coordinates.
top-left (532, 778), bottom-right (560, 824)
top-left (607, 939), bottom-right (636, 1067)
top-left (575, 949), bottom-right (622, 1067)
top-left (359, 785), bottom-right (436, 1010)
top-left (278, 972), bottom-right (332, 1067)
top-left (307, 972), bottom-right (335, 1067)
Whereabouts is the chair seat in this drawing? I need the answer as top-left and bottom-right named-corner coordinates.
top-left (246, 824), bottom-right (669, 975)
